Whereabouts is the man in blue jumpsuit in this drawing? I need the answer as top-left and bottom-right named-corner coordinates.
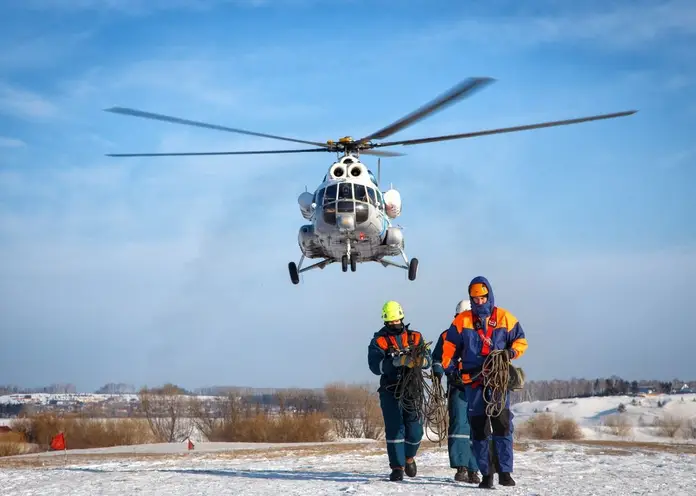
top-left (368, 300), bottom-right (432, 482)
top-left (440, 277), bottom-right (528, 489)
top-left (432, 299), bottom-right (480, 483)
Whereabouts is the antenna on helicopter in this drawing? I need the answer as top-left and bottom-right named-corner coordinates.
top-left (377, 158), bottom-right (381, 186)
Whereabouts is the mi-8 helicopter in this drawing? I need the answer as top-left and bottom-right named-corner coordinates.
top-left (102, 77), bottom-right (637, 285)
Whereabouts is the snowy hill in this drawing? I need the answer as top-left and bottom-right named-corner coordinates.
top-left (512, 393), bottom-right (696, 443)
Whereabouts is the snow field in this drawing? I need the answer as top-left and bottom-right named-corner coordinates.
top-left (1, 439), bottom-right (695, 495)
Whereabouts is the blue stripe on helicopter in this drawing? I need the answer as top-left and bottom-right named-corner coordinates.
top-left (379, 213), bottom-right (388, 238)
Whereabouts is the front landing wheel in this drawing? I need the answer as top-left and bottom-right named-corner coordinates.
top-left (408, 258), bottom-right (418, 281)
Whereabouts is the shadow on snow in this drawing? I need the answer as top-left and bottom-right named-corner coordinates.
top-left (58, 466), bottom-right (462, 486)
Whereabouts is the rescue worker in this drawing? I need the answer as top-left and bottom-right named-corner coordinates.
top-left (368, 300), bottom-right (432, 482)
top-left (440, 276), bottom-right (528, 489)
top-left (432, 299), bottom-right (480, 484)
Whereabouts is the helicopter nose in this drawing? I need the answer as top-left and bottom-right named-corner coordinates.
top-left (337, 213), bottom-right (355, 231)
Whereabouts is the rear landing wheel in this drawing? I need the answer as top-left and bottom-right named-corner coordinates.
top-left (341, 255), bottom-right (348, 272)
top-left (288, 262), bottom-right (299, 284)
top-left (408, 258), bottom-right (418, 281)
top-left (350, 255), bottom-right (357, 272)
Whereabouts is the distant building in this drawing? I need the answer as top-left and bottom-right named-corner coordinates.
top-left (636, 386), bottom-right (655, 395)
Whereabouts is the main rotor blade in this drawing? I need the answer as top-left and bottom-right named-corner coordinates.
top-left (357, 77), bottom-right (495, 143)
top-left (372, 110), bottom-right (638, 148)
top-left (104, 106), bottom-right (328, 148)
top-left (360, 149), bottom-right (406, 157)
top-left (105, 147), bottom-right (331, 157)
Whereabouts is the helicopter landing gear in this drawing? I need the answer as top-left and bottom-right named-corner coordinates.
top-left (400, 248), bottom-right (418, 281)
top-left (377, 248), bottom-right (418, 281)
top-left (289, 254), bottom-right (335, 285)
top-left (341, 238), bottom-right (358, 273)
top-left (289, 261), bottom-right (300, 284)
top-left (408, 257), bottom-right (418, 281)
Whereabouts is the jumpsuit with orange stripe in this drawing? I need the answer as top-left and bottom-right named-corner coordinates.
top-left (440, 276), bottom-right (528, 476)
top-left (432, 329), bottom-right (479, 473)
top-left (368, 325), bottom-right (431, 469)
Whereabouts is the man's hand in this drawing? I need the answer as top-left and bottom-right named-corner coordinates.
top-left (393, 354), bottom-right (430, 369)
top-left (432, 362), bottom-right (444, 379)
top-left (392, 355), bottom-right (412, 368)
top-left (506, 348), bottom-right (516, 359)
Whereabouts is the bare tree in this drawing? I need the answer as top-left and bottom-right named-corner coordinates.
top-left (324, 382), bottom-right (383, 439)
top-left (138, 384), bottom-right (193, 442)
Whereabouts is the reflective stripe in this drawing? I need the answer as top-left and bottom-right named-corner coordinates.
top-left (386, 439), bottom-right (404, 443)
top-left (380, 359), bottom-right (386, 374)
top-left (448, 434), bottom-right (470, 439)
top-left (405, 440), bottom-right (421, 445)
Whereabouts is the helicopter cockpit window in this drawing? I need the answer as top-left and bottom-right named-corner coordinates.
top-left (366, 187), bottom-right (384, 211)
top-left (324, 184), bottom-right (337, 204)
top-left (354, 184), bottom-right (368, 203)
top-left (338, 183), bottom-right (353, 200)
top-left (315, 188), bottom-right (324, 207)
top-left (375, 189), bottom-right (385, 211)
top-left (323, 202), bottom-right (336, 225)
top-left (355, 202), bottom-right (368, 223)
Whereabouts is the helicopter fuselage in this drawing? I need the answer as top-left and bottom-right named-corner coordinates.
top-left (295, 154), bottom-right (405, 264)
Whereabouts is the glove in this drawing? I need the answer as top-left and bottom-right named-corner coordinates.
top-left (392, 355), bottom-right (429, 369)
top-left (392, 355), bottom-right (413, 368)
top-left (506, 349), bottom-right (516, 359)
top-left (432, 362), bottom-right (444, 379)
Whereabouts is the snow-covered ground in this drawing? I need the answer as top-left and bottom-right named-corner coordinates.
top-left (2, 394), bottom-right (696, 494)
top-left (1, 438), bottom-right (695, 495)
top-left (0, 393), bottom-right (142, 405)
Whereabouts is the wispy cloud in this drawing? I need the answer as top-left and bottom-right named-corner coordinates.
top-left (419, 0), bottom-right (696, 51)
top-left (13, 0), bottom-right (337, 14)
top-left (0, 82), bottom-right (57, 120)
top-left (0, 137), bottom-right (26, 148)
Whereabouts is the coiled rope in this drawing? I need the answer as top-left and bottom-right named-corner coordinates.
top-left (385, 340), bottom-right (449, 445)
top-left (480, 349), bottom-right (511, 418)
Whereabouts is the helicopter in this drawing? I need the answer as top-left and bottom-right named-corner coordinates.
top-left (102, 77), bottom-right (637, 285)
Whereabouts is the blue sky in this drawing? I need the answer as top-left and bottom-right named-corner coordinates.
top-left (1, 0), bottom-right (695, 392)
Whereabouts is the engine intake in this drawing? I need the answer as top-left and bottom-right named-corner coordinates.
top-left (329, 163), bottom-right (346, 179)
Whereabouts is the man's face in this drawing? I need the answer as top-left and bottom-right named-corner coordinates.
top-left (386, 319), bottom-right (401, 325)
top-left (472, 295), bottom-right (488, 305)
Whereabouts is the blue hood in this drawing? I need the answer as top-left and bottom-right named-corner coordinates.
top-left (468, 275), bottom-right (495, 318)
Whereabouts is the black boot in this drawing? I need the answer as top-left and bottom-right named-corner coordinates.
top-left (389, 468), bottom-right (404, 481)
top-left (499, 472), bottom-right (516, 486)
top-left (404, 459), bottom-right (417, 477)
top-left (467, 469), bottom-right (481, 484)
top-left (478, 473), bottom-right (495, 489)
top-left (454, 467), bottom-right (467, 482)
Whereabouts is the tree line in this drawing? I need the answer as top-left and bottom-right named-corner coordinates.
top-left (509, 376), bottom-right (693, 403)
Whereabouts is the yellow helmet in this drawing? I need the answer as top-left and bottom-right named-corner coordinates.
top-left (381, 300), bottom-right (404, 322)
